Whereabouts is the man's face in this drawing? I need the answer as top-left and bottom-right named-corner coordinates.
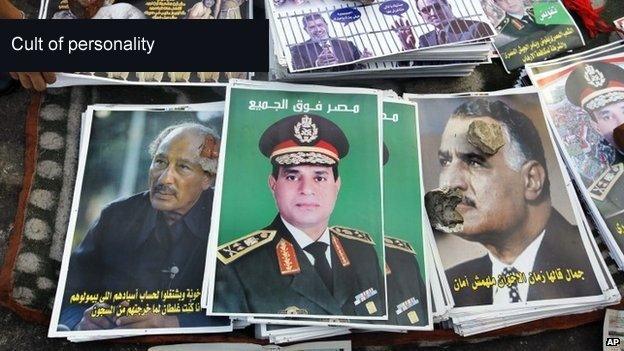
top-left (592, 100), bottom-right (624, 153)
top-left (437, 117), bottom-right (527, 241)
top-left (269, 164), bottom-right (341, 231)
top-left (304, 17), bottom-right (329, 41)
top-left (417, 0), bottom-right (455, 29)
top-left (148, 129), bottom-right (212, 217)
top-left (493, 0), bottom-right (525, 16)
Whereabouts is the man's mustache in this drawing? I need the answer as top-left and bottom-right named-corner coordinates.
top-left (152, 183), bottom-right (177, 196)
top-left (461, 196), bottom-right (476, 208)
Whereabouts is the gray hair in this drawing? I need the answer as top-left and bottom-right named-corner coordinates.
top-left (148, 122), bottom-right (220, 175)
top-left (499, 125), bottom-right (526, 171)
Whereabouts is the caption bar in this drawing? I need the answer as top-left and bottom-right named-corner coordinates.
top-left (0, 20), bottom-right (269, 72)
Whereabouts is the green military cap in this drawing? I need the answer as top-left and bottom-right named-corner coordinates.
top-left (259, 114), bottom-right (349, 166)
top-left (565, 61), bottom-right (624, 112)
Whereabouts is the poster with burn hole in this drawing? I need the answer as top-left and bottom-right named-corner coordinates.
top-left (404, 88), bottom-right (608, 312)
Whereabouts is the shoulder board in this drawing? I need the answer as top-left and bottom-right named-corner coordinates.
top-left (217, 230), bottom-right (276, 264)
top-left (384, 236), bottom-right (415, 255)
top-left (330, 226), bottom-right (374, 244)
top-left (496, 17), bottom-right (509, 31)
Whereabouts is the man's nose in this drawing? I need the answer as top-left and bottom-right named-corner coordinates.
top-left (298, 177), bottom-right (315, 195)
top-left (158, 165), bottom-right (176, 184)
top-left (439, 163), bottom-right (468, 191)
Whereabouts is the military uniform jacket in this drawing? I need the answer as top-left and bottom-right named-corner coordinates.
top-left (214, 216), bottom-right (386, 317)
top-left (445, 210), bottom-right (602, 307)
top-left (496, 11), bottom-right (548, 47)
top-left (588, 155), bottom-right (624, 241)
top-left (384, 237), bottom-right (428, 327)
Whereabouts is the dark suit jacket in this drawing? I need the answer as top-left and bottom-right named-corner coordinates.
top-left (418, 19), bottom-right (494, 48)
top-left (445, 210), bottom-right (602, 307)
top-left (214, 216), bottom-right (385, 316)
top-left (58, 190), bottom-right (228, 329)
top-left (290, 38), bottom-right (362, 70)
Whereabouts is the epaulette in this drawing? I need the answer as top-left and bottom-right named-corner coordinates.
top-left (496, 17), bottom-right (508, 30)
top-left (330, 226), bottom-right (374, 244)
top-left (217, 230), bottom-right (276, 264)
top-left (384, 236), bottom-right (415, 255)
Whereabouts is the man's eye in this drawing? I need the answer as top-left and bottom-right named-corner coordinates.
top-left (154, 159), bottom-right (167, 167)
top-left (468, 159), bottom-right (483, 167)
top-left (179, 164), bottom-right (191, 171)
top-left (600, 115), bottom-right (612, 121)
top-left (285, 175), bottom-right (297, 181)
top-left (439, 157), bottom-right (451, 166)
top-left (314, 176), bottom-right (327, 182)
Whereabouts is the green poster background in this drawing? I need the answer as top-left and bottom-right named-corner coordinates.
top-left (533, 2), bottom-right (573, 26)
top-left (218, 87), bottom-right (384, 267)
top-left (383, 101), bottom-right (426, 281)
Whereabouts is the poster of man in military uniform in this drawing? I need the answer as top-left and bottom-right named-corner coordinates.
top-left (236, 99), bottom-right (432, 330)
top-left (482, 0), bottom-right (583, 71)
top-left (527, 49), bottom-right (624, 262)
top-left (488, 0), bottom-right (546, 47)
top-left (379, 99), bottom-right (431, 328)
top-left (205, 84), bottom-right (386, 319)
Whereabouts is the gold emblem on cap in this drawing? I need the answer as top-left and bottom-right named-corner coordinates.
top-left (583, 64), bottom-right (606, 88)
top-left (294, 115), bottom-right (319, 144)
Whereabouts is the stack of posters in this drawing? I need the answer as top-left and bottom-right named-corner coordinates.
top-left (201, 81), bottom-right (433, 337)
top-left (266, 0), bottom-right (497, 80)
top-left (405, 86), bottom-right (620, 336)
top-left (39, 0), bottom-right (252, 87)
top-left (48, 79), bottom-right (620, 343)
top-left (482, 0), bottom-right (584, 72)
top-left (526, 41), bottom-right (624, 269)
top-left (48, 98), bottom-right (237, 341)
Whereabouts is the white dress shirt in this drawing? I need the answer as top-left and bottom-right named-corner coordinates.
top-left (509, 11), bottom-right (530, 22)
top-left (489, 230), bottom-right (545, 304)
top-left (282, 217), bottom-right (332, 268)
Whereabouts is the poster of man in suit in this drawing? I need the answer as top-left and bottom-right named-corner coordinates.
top-left (412, 91), bottom-right (603, 308)
top-left (289, 13), bottom-right (372, 71)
